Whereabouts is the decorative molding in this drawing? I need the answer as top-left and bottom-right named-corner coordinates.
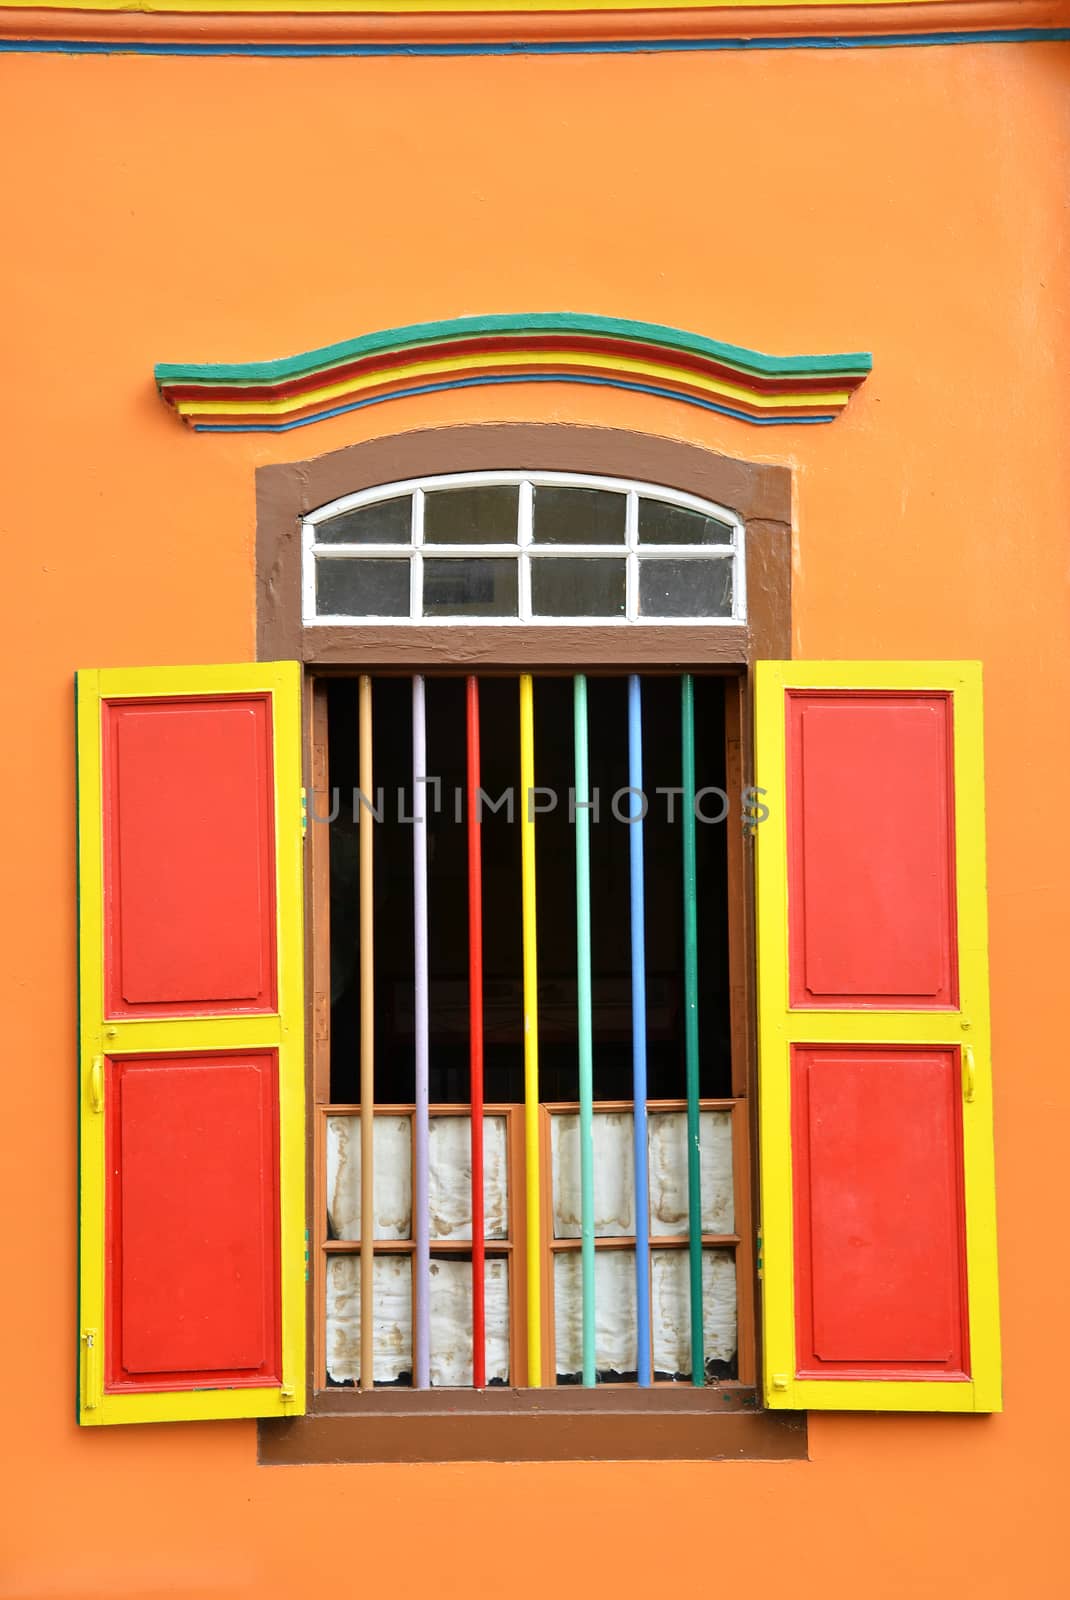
top-left (0, 1), bottom-right (1066, 52)
top-left (156, 313), bottom-right (873, 434)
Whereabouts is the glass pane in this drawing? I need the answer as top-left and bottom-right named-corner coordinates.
top-left (651, 1248), bottom-right (737, 1381)
top-left (638, 499), bottom-right (734, 546)
top-left (531, 557), bottom-right (625, 617)
top-left (428, 1114), bottom-right (509, 1240)
top-left (423, 485), bottom-right (520, 544)
top-left (648, 1110), bottom-right (734, 1237)
top-left (316, 557), bottom-right (410, 617)
top-left (639, 557), bottom-right (733, 618)
top-left (429, 1256), bottom-right (510, 1386)
top-left (532, 485), bottom-right (626, 545)
top-left (314, 496), bottom-right (412, 545)
top-left (422, 558), bottom-right (518, 617)
top-left (326, 1114), bottom-right (412, 1242)
top-left (325, 1254), bottom-right (413, 1387)
top-left (551, 1111), bottom-right (635, 1238)
top-left (555, 1249), bottom-right (638, 1382)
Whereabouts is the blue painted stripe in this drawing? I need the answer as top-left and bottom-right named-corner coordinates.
top-left (628, 674), bottom-right (652, 1390)
top-left (0, 29), bottom-right (1067, 59)
top-left (191, 372), bottom-right (838, 431)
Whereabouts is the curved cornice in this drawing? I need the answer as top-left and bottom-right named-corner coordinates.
top-left (155, 312), bottom-right (872, 433)
top-left (1, 1), bottom-right (1066, 50)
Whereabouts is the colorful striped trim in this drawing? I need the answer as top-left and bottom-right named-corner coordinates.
top-left (156, 313), bottom-right (872, 432)
top-left (1, 1), bottom-right (1067, 51)
top-left (3, 29), bottom-right (1068, 55)
top-left (0, 0), bottom-right (1028, 12)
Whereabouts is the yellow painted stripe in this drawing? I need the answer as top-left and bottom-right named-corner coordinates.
top-left (174, 347), bottom-right (850, 419)
top-left (755, 659), bottom-right (1001, 1414)
top-left (77, 660), bottom-right (306, 1426)
top-left (519, 674), bottom-right (541, 1386)
top-left (0, 1), bottom-right (935, 15)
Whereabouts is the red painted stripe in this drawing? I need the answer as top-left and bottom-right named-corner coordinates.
top-left (2, 4), bottom-right (1054, 49)
top-left (161, 332), bottom-right (866, 407)
top-left (467, 676), bottom-right (486, 1390)
top-left (178, 361), bottom-right (840, 432)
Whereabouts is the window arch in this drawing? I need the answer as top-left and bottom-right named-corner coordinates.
top-left (257, 423), bottom-right (790, 665)
top-left (303, 471), bottom-right (745, 626)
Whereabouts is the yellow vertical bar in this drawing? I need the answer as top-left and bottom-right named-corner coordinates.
top-left (519, 673), bottom-right (542, 1385)
top-left (359, 673), bottom-right (375, 1391)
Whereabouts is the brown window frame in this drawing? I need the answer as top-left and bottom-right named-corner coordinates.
top-left (256, 423), bottom-right (802, 1463)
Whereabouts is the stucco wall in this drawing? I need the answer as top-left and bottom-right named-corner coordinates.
top-left (2, 40), bottom-right (1068, 1599)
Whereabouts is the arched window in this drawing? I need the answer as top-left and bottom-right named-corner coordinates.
top-left (303, 472), bottom-right (744, 625)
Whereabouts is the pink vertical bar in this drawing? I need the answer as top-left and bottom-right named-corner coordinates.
top-left (413, 675), bottom-right (430, 1388)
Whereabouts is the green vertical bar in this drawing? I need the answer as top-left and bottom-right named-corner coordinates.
top-left (681, 674), bottom-right (705, 1386)
top-left (574, 674), bottom-right (597, 1386)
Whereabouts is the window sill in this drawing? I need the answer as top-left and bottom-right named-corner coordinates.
top-left (258, 1388), bottom-right (807, 1463)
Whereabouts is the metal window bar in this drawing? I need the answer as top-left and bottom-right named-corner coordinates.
top-left (339, 672), bottom-right (722, 1391)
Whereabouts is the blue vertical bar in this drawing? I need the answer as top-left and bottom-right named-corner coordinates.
top-left (628, 675), bottom-right (652, 1386)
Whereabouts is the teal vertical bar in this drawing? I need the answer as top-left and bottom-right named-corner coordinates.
top-left (574, 674), bottom-right (597, 1386)
top-left (681, 674), bottom-right (705, 1386)
top-left (628, 675), bottom-right (652, 1386)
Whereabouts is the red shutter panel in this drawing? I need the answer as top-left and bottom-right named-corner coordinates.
top-left (756, 663), bottom-right (1000, 1412)
top-left (103, 696), bottom-right (278, 1015)
top-left (78, 665), bottom-right (305, 1426)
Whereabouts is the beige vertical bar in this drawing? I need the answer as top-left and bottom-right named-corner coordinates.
top-left (359, 674), bottom-right (375, 1390)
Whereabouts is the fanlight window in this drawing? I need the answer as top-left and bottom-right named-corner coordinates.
top-left (303, 472), bottom-right (745, 624)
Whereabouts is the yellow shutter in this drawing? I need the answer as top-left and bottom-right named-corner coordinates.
top-left (755, 661), bottom-right (1001, 1412)
top-left (77, 663), bottom-right (306, 1425)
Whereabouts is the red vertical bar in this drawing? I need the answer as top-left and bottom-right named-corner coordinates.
top-left (466, 676), bottom-right (486, 1388)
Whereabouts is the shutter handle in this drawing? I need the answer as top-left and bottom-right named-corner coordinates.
top-left (963, 1045), bottom-right (977, 1104)
top-left (88, 1056), bottom-right (104, 1115)
top-left (82, 1328), bottom-right (101, 1410)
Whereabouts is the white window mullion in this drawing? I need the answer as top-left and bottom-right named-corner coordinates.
top-left (518, 480), bottom-right (534, 622)
top-left (734, 521), bottom-right (747, 624)
top-left (411, 488), bottom-right (425, 620)
top-left (625, 490), bottom-right (639, 622)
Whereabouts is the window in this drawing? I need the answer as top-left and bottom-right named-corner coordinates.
top-left (76, 428), bottom-right (1001, 1459)
top-left (304, 473), bottom-right (743, 624)
top-left (316, 673), bottom-right (751, 1391)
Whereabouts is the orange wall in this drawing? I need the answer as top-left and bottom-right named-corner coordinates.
top-left (2, 40), bottom-right (1068, 1599)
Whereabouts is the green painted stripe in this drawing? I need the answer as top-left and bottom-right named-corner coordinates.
top-left (155, 311), bottom-right (872, 389)
top-left (574, 674), bottom-right (597, 1388)
top-left (680, 674), bottom-right (704, 1388)
top-left (164, 333), bottom-right (867, 402)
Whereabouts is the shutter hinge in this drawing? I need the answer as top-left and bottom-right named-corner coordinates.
top-left (280, 1384), bottom-right (296, 1404)
top-left (771, 1374), bottom-right (789, 1392)
top-left (756, 1228), bottom-right (763, 1280)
